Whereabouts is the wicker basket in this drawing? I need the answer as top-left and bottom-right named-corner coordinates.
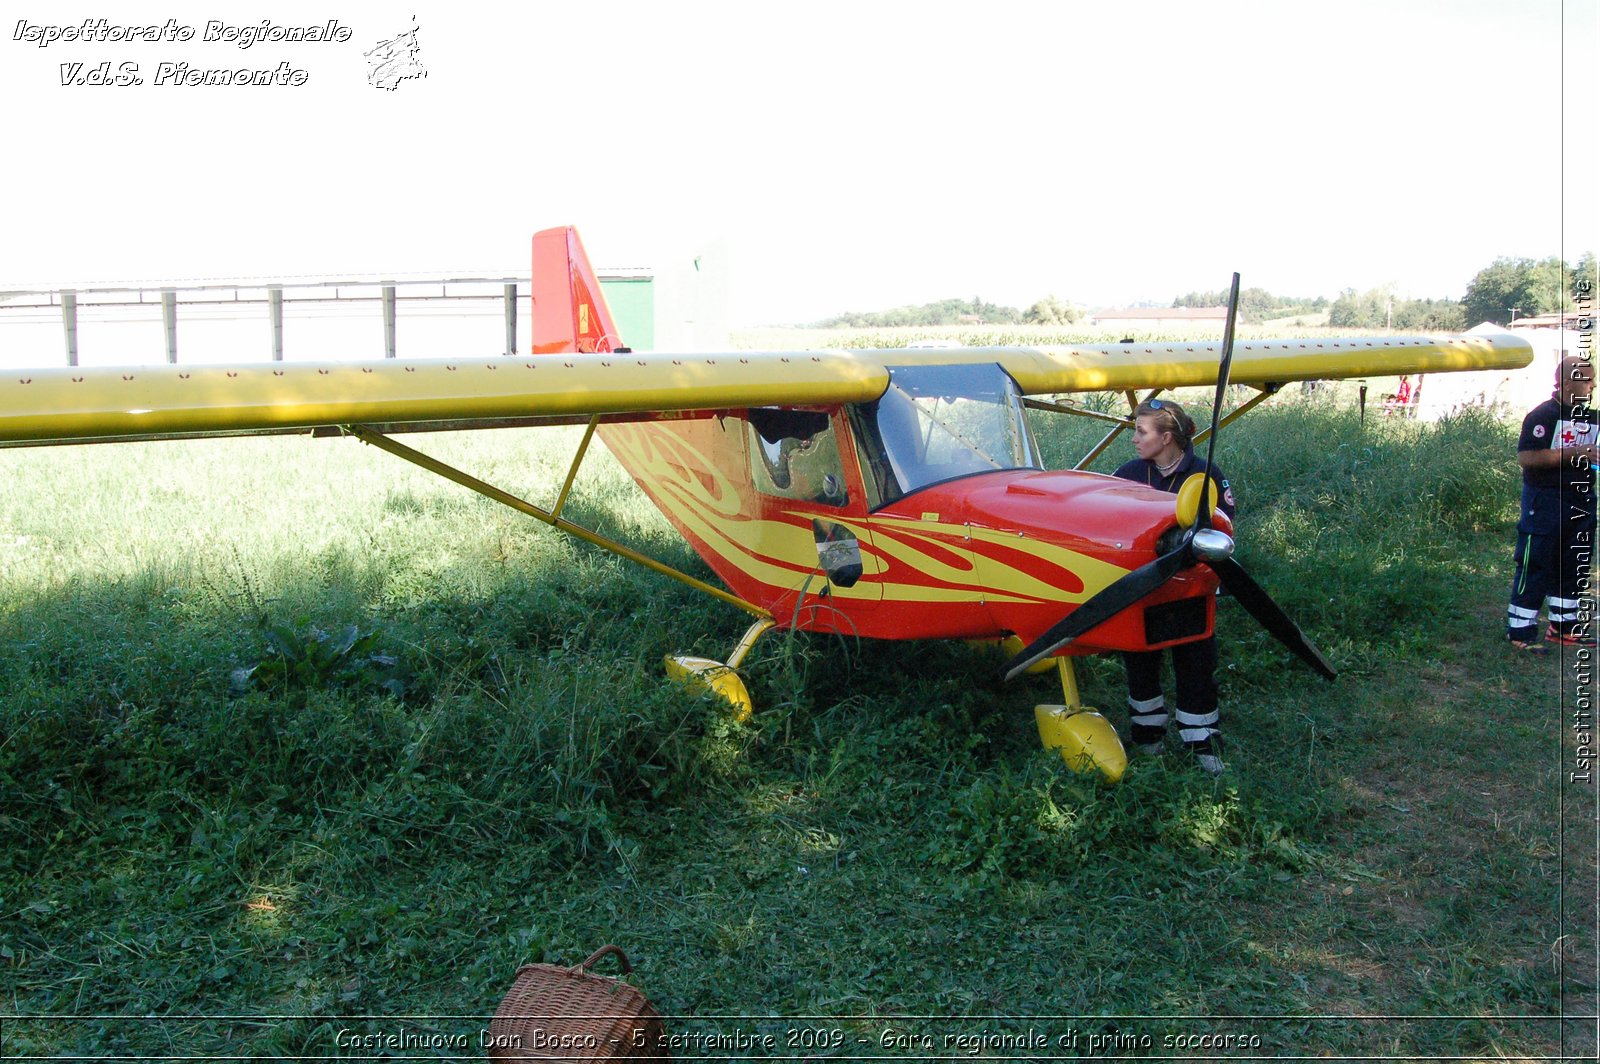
top-left (487, 945), bottom-right (669, 1062)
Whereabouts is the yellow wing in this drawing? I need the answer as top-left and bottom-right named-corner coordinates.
top-left (0, 332), bottom-right (1531, 447)
top-left (979, 333), bottom-right (1532, 392)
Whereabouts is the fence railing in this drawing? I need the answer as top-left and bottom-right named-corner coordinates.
top-left (2, 276), bottom-right (535, 365)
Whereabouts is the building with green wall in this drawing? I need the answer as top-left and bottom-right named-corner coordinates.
top-left (598, 277), bottom-right (654, 349)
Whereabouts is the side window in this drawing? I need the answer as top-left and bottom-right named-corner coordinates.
top-left (747, 409), bottom-right (850, 508)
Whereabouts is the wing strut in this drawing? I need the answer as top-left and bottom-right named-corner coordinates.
top-left (552, 415), bottom-right (600, 520)
top-left (345, 424), bottom-right (771, 620)
top-left (1191, 385), bottom-right (1278, 446)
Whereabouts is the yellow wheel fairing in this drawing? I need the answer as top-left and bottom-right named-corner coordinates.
top-left (1035, 705), bottom-right (1127, 784)
top-left (664, 655), bottom-right (753, 723)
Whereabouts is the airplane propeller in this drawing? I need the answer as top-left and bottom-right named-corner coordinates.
top-left (1001, 273), bottom-right (1336, 684)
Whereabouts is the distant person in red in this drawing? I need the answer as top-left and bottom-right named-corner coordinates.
top-left (1383, 375), bottom-right (1413, 416)
top-left (1112, 398), bottom-right (1235, 775)
top-left (1506, 355), bottom-right (1597, 652)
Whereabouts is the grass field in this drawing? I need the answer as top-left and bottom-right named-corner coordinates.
top-left (0, 382), bottom-right (1595, 1060)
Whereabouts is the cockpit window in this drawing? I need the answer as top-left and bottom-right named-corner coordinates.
top-left (746, 408), bottom-right (850, 508)
top-left (850, 363), bottom-right (1040, 506)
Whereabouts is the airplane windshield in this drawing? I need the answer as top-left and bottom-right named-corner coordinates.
top-left (852, 363), bottom-right (1040, 505)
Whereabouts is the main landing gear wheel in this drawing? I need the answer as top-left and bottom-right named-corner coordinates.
top-left (662, 618), bottom-right (775, 724)
top-left (1034, 657), bottom-right (1127, 784)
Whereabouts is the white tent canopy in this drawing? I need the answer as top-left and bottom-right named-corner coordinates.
top-left (1413, 322), bottom-right (1578, 420)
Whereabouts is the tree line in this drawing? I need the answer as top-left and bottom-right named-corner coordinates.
top-left (809, 254), bottom-right (1596, 329)
top-left (1331, 255), bottom-right (1596, 329)
top-left (1172, 288), bottom-right (1328, 322)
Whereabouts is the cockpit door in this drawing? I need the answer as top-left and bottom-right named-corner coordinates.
top-left (743, 407), bottom-right (883, 617)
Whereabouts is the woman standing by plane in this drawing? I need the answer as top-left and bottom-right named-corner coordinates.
top-left (1112, 398), bottom-right (1235, 776)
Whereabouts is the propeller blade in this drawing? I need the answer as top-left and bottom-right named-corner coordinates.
top-left (1003, 274), bottom-right (1335, 690)
top-left (1197, 272), bottom-right (1241, 533)
top-left (1001, 543), bottom-right (1191, 683)
top-left (1210, 557), bottom-right (1337, 680)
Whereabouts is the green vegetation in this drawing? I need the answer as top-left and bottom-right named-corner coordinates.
top-left (814, 297), bottom-right (1024, 328)
top-left (1328, 254), bottom-right (1596, 332)
top-left (1024, 295), bottom-right (1082, 326)
top-left (1173, 288), bottom-right (1329, 324)
top-left (734, 322), bottom-right (1401, 353)
top-left (1329, 289), bottom-right (1467, 331)
top-left (799, 252), bottom-right (1597, 333)
top-left (811, 290), bottom-right (1327, 330)
top-left (1463, 254), bottom-right (1597, 325)
top-left (0, 395), bottom-right (1593, 1059)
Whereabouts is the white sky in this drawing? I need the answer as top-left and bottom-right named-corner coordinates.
top-left (2, 0), bottom-right (1595, 327)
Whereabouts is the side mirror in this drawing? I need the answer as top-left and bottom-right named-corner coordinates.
top-left (812, 519), bottom-right (863, 588)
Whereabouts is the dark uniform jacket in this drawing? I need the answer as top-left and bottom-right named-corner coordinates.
top-left (1517, 397), bottom-right (1597, 534)
top-left (1112, 447), bottom-right (1236, 519)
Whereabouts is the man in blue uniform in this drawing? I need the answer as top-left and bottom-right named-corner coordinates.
top-left (1113, 398), bottom-right (1235, 774)
top-left (1507, 354), bottom-right (1597, 652)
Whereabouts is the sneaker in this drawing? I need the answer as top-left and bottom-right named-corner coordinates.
top-left (1508, 637), bottom-right (1551, 655)
top-left (1547, 625), bottom-right (1598, 647)
top-left (1194, 752), bottom-right (1227, 777)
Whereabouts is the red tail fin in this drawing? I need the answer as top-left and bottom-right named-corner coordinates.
top-left (530, 227), bottom-right (624, 354)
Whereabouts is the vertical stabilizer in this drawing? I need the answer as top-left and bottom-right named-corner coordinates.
top-left (530, 227), bottom-right (624, 354)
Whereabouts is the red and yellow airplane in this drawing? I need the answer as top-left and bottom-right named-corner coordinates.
top-left (0, 227), bottom-right (1533, 781)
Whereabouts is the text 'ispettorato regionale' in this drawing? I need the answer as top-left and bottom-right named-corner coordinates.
top-left (13, 19), bottom-right (354, 87)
